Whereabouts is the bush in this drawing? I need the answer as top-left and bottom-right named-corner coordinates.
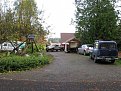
top-left (40, 55), bottom-right (49, 65)
top-left (115, 59), bottom-right (121, 66)
top-left (0, 54), bottom-right (50, 73)
top-left (25, 44), bottom-right (46, 53)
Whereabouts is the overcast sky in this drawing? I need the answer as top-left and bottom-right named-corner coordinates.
top-left (1, 0), bottom-right (75, 38)
top-left (4, 0), bottom-right (121, 38)
top-left (35, 0), bottom-right (76, 38)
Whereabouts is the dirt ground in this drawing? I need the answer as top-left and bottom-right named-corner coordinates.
top-left (0, 52), bottom-right (121, 90)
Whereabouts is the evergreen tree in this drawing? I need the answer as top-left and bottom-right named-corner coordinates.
top-left (75, 0), bottom-right (119, 44)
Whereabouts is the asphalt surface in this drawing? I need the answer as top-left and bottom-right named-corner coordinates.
top-left (0, 52), bottom-right (121, 91)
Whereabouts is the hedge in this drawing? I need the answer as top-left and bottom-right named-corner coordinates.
top-left (0, 55), bottom-right (50, 73)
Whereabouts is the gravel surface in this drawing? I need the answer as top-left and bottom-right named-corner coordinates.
top-left (0, 52), bottom-right (121, 90)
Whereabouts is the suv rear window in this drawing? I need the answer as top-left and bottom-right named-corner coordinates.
top-left (100, 43), bottom-right (116, 49)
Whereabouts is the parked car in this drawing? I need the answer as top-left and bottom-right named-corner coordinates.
top-left (17, 41), bottom-right (26, 49)
top-left (46, 45), bottom-right (63, 52)
top-left (77, 44), bottom-right (93, 55)
top-left (90, 40), bottom-right (118, 63)
top-left (0, 41), bottom-right (26, 51)
top-left (0, 42), bottom-right (15, 51)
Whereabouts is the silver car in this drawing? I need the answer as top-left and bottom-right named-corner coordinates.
top-left (78, 44), bottom-right (93, 55)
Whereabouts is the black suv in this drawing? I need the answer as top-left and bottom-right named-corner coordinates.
top-left (90, 40), bottom-right (118, 63)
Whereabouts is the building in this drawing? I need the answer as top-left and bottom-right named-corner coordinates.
top-left (60, 33), bottom-right (80, 53)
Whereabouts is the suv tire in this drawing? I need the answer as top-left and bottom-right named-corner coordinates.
top-left (94, 56), bottom-right (98, 63)
top-left (110, 60), bottom-right (115, 64)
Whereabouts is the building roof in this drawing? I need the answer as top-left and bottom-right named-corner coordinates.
top-left (60, 33), bottom-right (75, 43)
top-left (65, 37), bottom-right (80, 43)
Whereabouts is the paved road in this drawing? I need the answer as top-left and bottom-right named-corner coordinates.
top-left (1, 52), bottom-right (121, 91)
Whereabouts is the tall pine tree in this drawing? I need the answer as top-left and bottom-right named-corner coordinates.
top-left (75, 0), bottom-right (118, 44)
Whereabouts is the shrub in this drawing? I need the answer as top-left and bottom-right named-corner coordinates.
top-left (40, 55), bottom-right (49, 65)
top-left (25, 44), bottom-right (46, 53)
top-left (0, 54), bottom-right (50, 73)
top-left (115, 59), bottom-right (121, 66)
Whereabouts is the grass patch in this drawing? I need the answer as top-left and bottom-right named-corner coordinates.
top-left (115, 59), bottom-right (121, 66)
top-left (0, 53), bottom-right (54, 73)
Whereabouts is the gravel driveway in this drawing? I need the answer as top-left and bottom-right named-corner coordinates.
top-left (1, 52), bottom-right (121, 90)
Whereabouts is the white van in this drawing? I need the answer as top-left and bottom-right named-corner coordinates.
top-left (0, 42), bottom-right (15, 51)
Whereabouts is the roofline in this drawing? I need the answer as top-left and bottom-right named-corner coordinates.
top-left (65, 37), bottom-right (75, 43)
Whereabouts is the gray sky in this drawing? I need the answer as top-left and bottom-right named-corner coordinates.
top-left (2, 0), bottom-right (76, 38)
top-left (35, 0), bottom-right (76, 38)
top-left (4, 0), bottom-right (121, 38)
top-left (35, 0), bottom-right (120, 38)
